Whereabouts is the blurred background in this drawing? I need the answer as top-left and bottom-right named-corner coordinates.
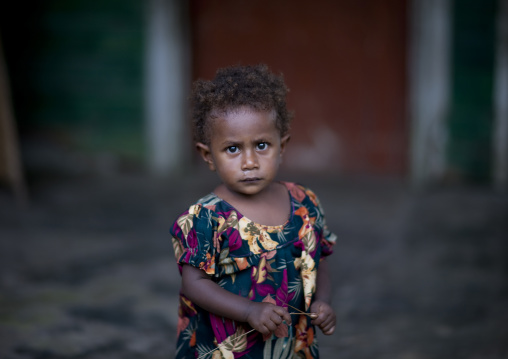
top-left (0, 0), bottom-right (507, 358)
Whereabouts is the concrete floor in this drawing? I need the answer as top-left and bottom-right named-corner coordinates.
top-left (1, 172), bottom-right (507, 359)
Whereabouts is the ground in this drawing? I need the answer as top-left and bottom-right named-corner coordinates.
top-left (1, 172), bottom-right (507, 359)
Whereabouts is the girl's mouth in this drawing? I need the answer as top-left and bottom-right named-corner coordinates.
top-left (241, 177), bottom-right (261, 182)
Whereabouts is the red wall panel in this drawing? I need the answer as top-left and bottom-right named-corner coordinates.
top-left (190, 0), bottom-right (407, 176)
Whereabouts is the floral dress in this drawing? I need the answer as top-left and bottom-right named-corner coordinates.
top-left (170, 182), bottom-right (336, 359)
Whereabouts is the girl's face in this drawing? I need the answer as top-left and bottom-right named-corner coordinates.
top-left (196, 106), bottom-right (290, 197)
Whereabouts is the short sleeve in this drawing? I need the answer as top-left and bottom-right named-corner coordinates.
top-left (170, 204), bottom-right (219, 276)
top-left (300, 185), bottom-right (337, 257)
top-left (319, 220), bottom-right (336, 257)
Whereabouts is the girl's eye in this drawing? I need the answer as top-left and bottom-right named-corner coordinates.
top-left (257, 142), bottom-right (268, 150)
top-left (226, 146), bottom-right (239, 154)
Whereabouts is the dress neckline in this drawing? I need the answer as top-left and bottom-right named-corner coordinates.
top-left (210, 181), bottom-right (294, 230)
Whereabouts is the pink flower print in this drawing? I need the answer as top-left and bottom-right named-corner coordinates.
top-left (284, 182), bottom-right (306, 202)
top-left (249, 263), bottom-right (275, 300)
top-left (204, 204), bottom-right (216, 212)
top-left (186, 228), bottom-right (198, 248)
top-left (226, 228), bottom-right (243, 251)
top-left (275, 269), bottom-right (295, 307)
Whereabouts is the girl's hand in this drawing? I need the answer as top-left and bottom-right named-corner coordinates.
top-left (310, 300), bottom-right (336, 335)
top-left (245, 301), bottom-right (292, 336)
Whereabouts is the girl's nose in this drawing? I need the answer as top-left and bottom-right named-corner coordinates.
top-left (241, 150), bottom-right (259, 171)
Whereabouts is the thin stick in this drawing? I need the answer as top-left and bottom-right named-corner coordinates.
top-left (197, 303), bottom-right (316, 358)
top-left (197, 328), bottom-right (257, 359)
top-left (286, 303), bottom-right (318, 319)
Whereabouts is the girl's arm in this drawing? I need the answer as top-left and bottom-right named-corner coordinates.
top-left (181, 264), bottom-right (292, 336)
top-left (310, 259), bottom-right (336, 335)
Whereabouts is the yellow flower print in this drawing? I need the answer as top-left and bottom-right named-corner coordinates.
top-left (179, 296), bottom-right (197, 316)
top-left (253, 256), bottom-right (269, 284)
top-left (218, 211), bottom-right (239, 233)
top-left (218, 346), bottom-right (234, 359)
top-left (220, 326), bottom-right (249, 355)
top-left (300, 251), bottom-right (316, 310)
top-left (293, 257), bottom-right (302, 270)
top-left (295, 207), bottom-right (317, 253)
top-left (171, 237), bottom-right (184, 261)
top-left (302, 232), bottom-right (317, 254)
top-left (304, 188), bottom-right (319, 207)
top-left (177, 211), bottom-right (196, 238)
top-left (259, 250), bottom-right (276, 274)
top-left (189, 204), bottom-right (202, 216)
top-left (239, 217), bottom-right (278, 254)
top-left (239, 218), bottom-right (262, 253)
top-left (212, 229), bottom-right (221, 252)
top-left (217, 216), bottom-right (226, 232)
top-left (259, 231), bottom-right (278, 251)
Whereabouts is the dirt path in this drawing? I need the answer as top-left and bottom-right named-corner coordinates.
top-left (1, 174), bottom-right (506, 358)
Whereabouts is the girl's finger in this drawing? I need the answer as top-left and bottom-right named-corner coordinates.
top-left (259, 323), bottom-right (272, 335)
top-left (275, 307), bottom-right (292, 324)
top-left (322, 325), bottom-right (336, 335)
top-left (313, 310), bottom-right (335, 328)
top-left (268, 320), bottom-right (279, 332)
top-left (321, 314), bottom-right (337, 333)
top-left (320, 318), bottom-right (333, 331)
top-left (311, 312), bottom-right (325, 326)
top-left (270, 314), bottom-right (283, 325)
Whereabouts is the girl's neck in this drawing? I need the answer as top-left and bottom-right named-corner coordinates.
top-left (214, 182), bottom-right (291, 226)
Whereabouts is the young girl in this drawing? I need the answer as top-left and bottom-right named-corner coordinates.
top-left (170, 64), bottom-right (337, 359)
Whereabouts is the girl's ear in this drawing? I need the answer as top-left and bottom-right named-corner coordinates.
top-left (196, 142), bottom-right (216, 171)
top-left (280, 134), bottom-right (291, 154)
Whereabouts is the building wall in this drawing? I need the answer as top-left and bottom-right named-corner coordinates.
top-left (3, 0), bottom-right (503, 185)
top-left (190, 0), bottom-right (408, 176)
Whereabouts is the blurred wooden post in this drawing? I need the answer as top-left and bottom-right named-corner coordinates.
top-left (145, 0), bottom-right (191, 175)
top-left (409, 0), bottom-right (451, 187)
top-left (0, 34), bottom-right (28, 206)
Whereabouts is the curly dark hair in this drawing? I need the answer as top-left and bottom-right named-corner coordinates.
top-left (191, 64), bottom-right (292, 144)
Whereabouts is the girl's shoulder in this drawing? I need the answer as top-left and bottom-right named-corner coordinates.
top-left (170, 193), bottom-right (227, 238)
top-left (174, 192), bottom-right (231, 221)
top-left (196, 192), bottom-right (222, 207)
